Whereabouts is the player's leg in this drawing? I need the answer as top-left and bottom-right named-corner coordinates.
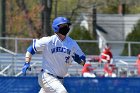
top-left (112, 73), bottom-right (117, 77)
top-left (104, 73), bottom-right (109, 77)
top-left (38, 72), bottom-right (67, 93)
top-left (38, 88), bottom-right (46, 93)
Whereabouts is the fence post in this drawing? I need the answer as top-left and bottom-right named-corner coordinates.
top-left (128, 42), bottom-right (131, 56)
top-left (15, 38), bottom-right (18, 53)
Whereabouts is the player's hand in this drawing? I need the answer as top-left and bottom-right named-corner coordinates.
top-left (22, 62), bottom-right (31, 76)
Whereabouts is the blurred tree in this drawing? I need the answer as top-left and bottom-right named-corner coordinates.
top-left (53, 0), bottom-right (82, 21)
top-left (127, 0), bottom-right (140, 14)
top-left (41, 0), bottom-right (52, 36)
top-left (16, 0), bottom-right (41, 38)
top-left (5, 0), bottom-right (140, 38)
top-left (121, 20), bottom-right (140, 56)
top-left (5, 0), bottom-right (42, 38)
top-left (69, 25), bottom-right (99, 55)
top-left (0, 0), bottom-right (6, 48)
top-left (5, 0), bottom-right (53, 38)
top-left (77, 0), bottom-right (140, 14)
top-left (3, 0), bottom-right (140, 53)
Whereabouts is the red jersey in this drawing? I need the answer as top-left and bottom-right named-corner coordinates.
top-left (136, 59), bottom-right (140, 75)
top-left (100, 48), bottom-right (113, 63)
top-left (81, 63), bottom-right (95, 75)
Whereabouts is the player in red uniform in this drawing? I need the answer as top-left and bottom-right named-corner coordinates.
top-left (81, 62), bottom-right (96, 77)
top-left (100, 45), bottom-right (116, 77)
top-left (100, 45), bottom-right (113, 64)
top-left (103, 63), bottom-right (116, 77)
top-left (135, 54), bottom-right (140, 76)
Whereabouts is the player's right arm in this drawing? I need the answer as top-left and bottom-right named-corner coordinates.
top-left (22, 37), bottom-right (50, 75)
top-left (25, 36), bottom-right (50, 62)
top-left (22, 44), bottom-right (36, 75)
top-left (25, 44), bottom-right (36, 63)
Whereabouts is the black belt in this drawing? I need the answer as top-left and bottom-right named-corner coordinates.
top-left (47, 73), bottom-right (64, 79)
top-left (41, 69), bottom-right (63, 79)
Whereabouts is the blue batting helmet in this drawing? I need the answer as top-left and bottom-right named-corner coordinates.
top-left (52, 17), bottom-right (71, 32)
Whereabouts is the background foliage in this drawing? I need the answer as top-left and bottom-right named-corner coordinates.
top-left (121, 20), bottom-right (140, 56)
top-left (1, 0), bottom-right (140, 54)
top-left (5, 0), bottom-right (140, 37)
top-left (69, 25), bottom-right (99, 55)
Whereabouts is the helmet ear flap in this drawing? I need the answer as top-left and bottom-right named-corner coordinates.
top-left (53, 25), bottom-right (59, 32)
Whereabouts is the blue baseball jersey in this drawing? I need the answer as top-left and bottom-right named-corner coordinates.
top-left (32, 34), bottom-right (85, 77)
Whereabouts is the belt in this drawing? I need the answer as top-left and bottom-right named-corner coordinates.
top-left (47, 73), bottom-right (64, 79)
top-left (41, 69), bottom-right (64, 79)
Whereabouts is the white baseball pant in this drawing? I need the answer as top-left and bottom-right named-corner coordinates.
top-left (38, 71), bottom-right (68, 93)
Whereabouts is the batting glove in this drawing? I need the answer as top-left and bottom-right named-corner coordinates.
top-left (72, 53), bottom-right (81, 64)
top-left (22, 62), bottom-right (31, 76)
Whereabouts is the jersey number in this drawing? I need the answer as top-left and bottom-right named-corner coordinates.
top-left (65, 56), bottom-right (70, 64)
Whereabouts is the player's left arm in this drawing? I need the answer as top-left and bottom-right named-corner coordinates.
top-left (72, 41), bottom-right (86, 66)
top-left (72, 53), bottom-right (86, 66)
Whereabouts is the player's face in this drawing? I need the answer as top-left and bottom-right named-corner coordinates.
top-left (58, 23), bottom-right (70, 36)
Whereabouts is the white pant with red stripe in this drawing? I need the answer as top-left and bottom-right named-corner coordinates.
top-left (38, 71), bottom-right (67, 93)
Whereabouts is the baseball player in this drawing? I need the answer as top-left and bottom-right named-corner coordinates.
top-left (99, 45), bottom-right (113, 64)
top-left (135, 54), bottom-right (140, 76)
top-left (103, 63), bottom-right (117, 77)
top-left (81, 62), bottom-right (96, 77)
top-left (22, 17), bottom-right (86, 93)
